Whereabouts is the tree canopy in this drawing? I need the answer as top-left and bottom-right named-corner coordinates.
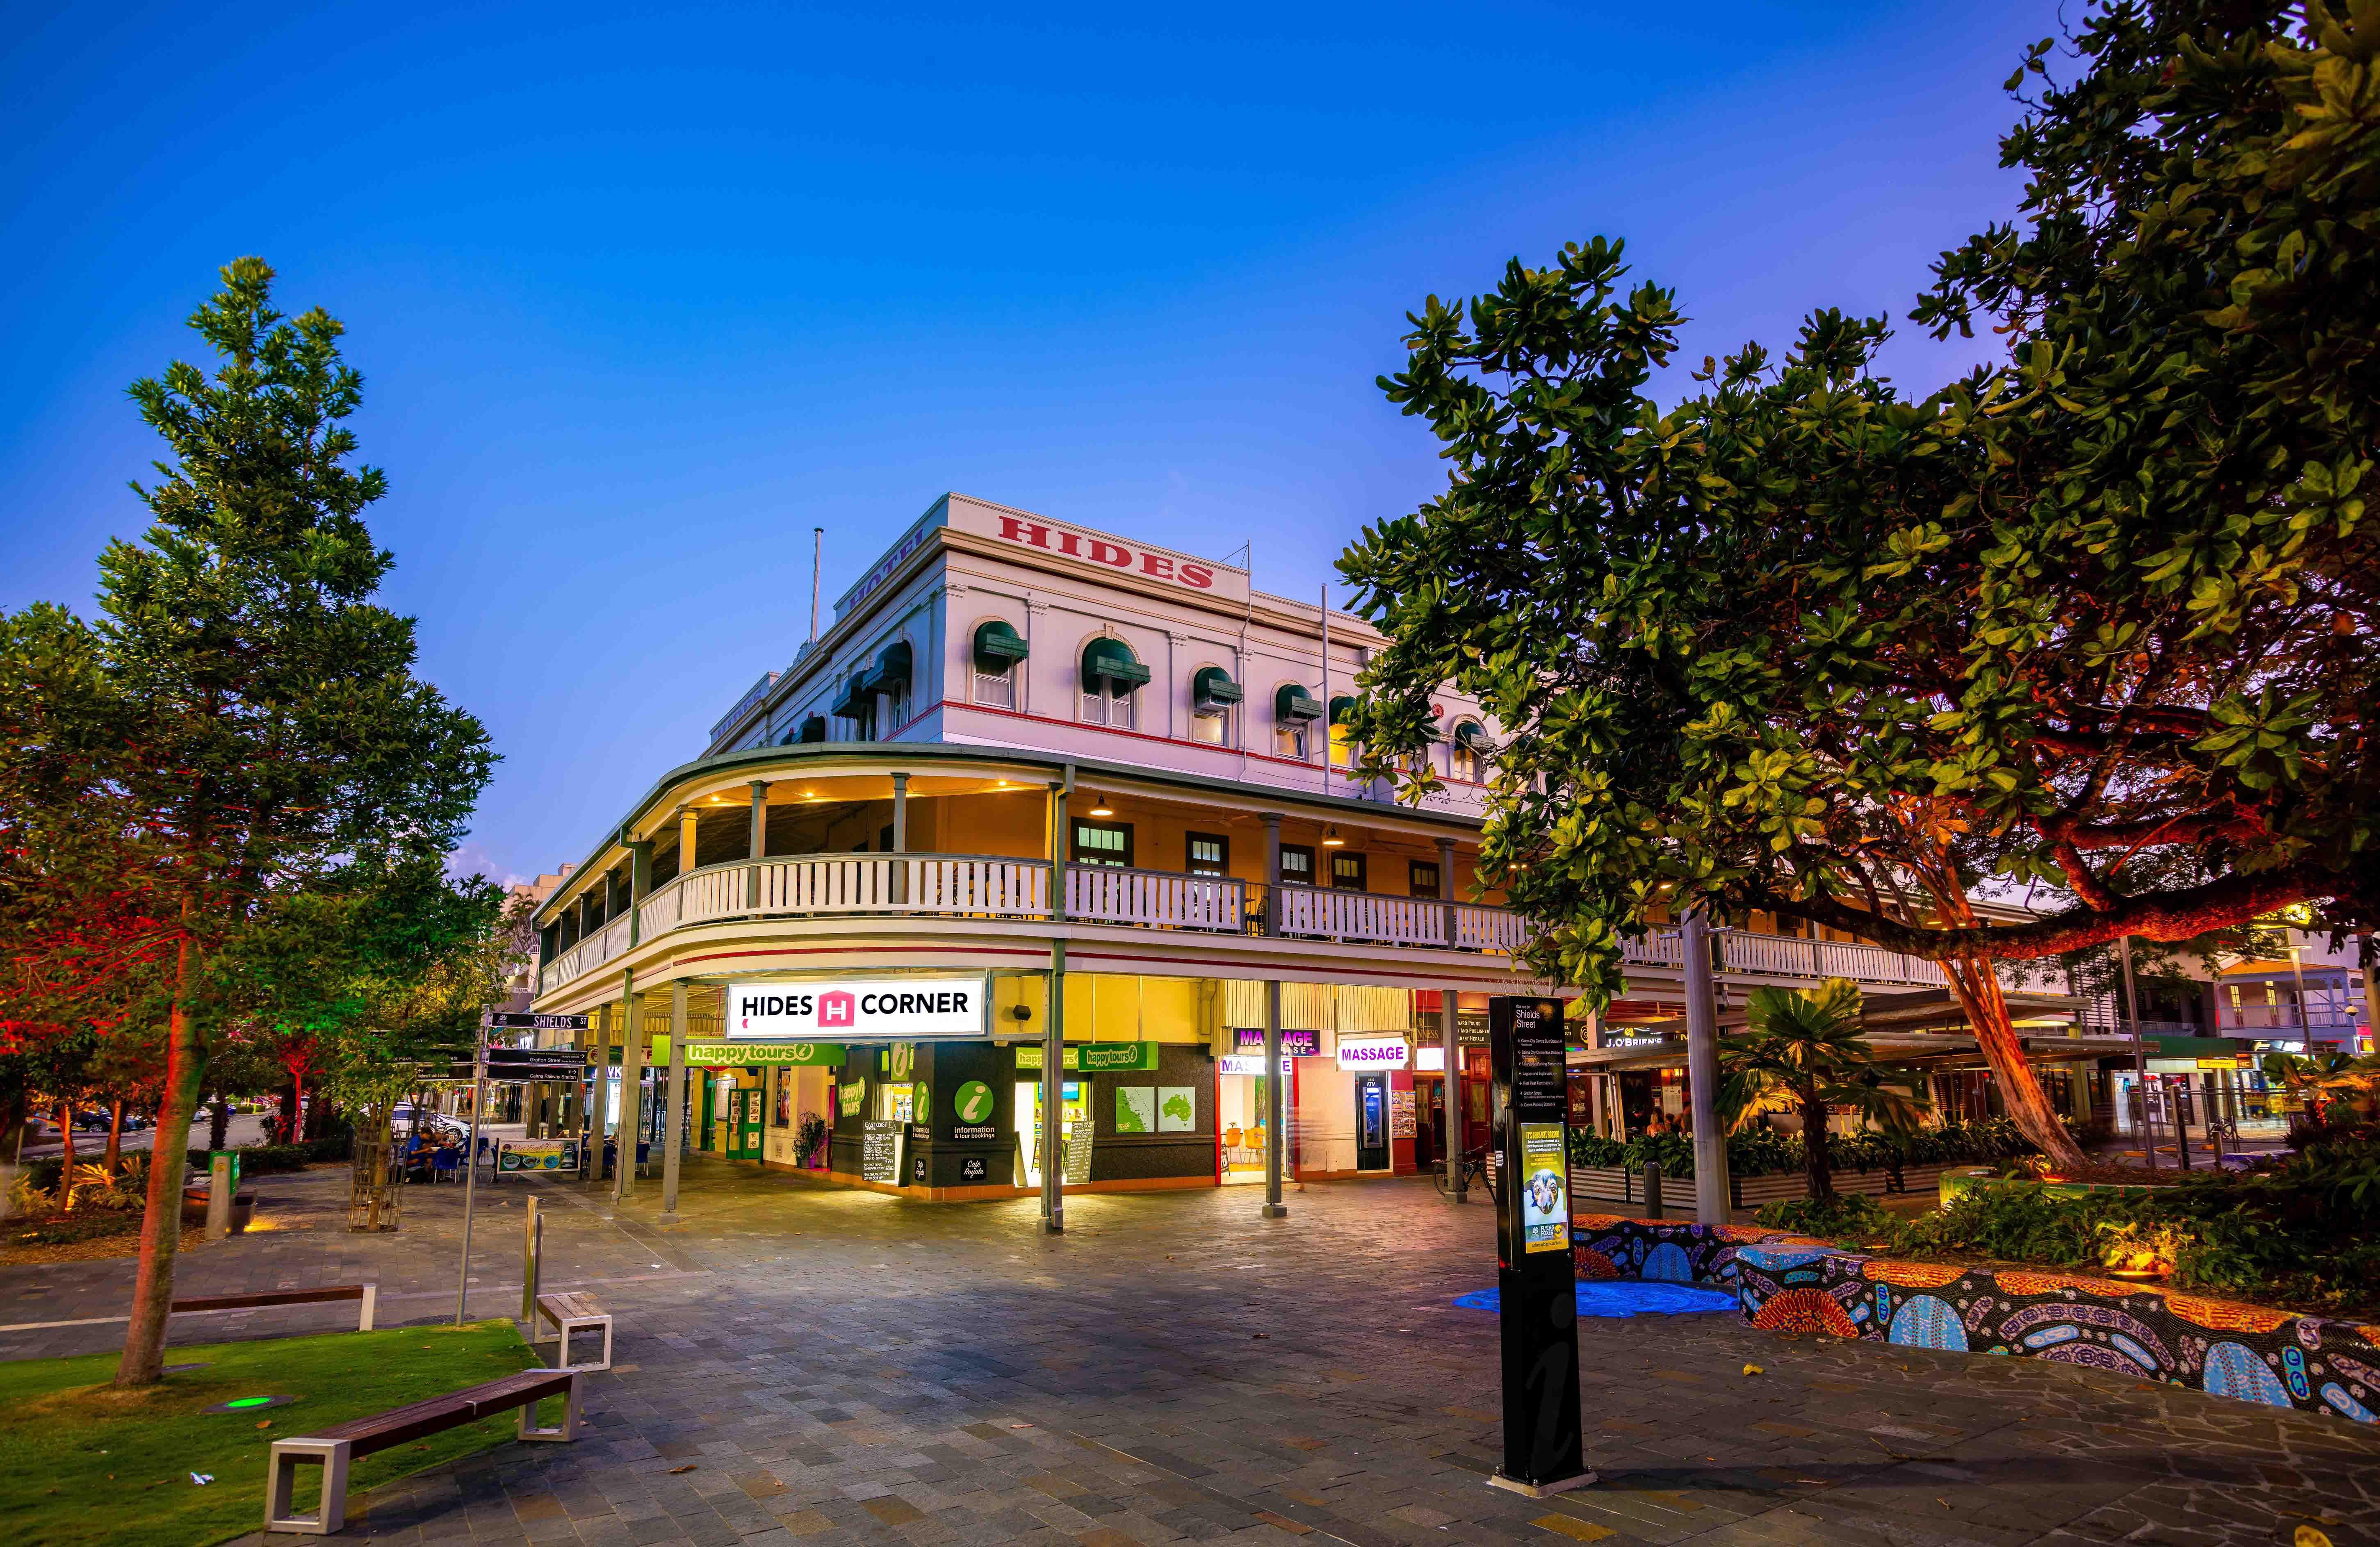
top-left (1340, 0), bottom-right (2377, 1167)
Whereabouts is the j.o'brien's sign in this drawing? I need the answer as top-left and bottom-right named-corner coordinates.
top-left (727, 977), bottom-right (988, 1041)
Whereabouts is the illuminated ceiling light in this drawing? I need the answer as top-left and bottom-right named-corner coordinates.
top-left (1087, 793), bottom-right (1115, 818)
top-left (1320, 825), bottom-right (1345, 848)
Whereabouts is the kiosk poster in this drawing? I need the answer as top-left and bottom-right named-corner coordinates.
top-left (1518, 1123), bottom-right (1569, 1253)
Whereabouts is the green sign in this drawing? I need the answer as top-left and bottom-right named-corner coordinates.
top-left (952, 1080), bottom-right (995, 1125)
top-left (1013, 1041), bottom-right (1158, 1073)
top-left (838, 1078), bottom-right (866, 1117)
top-left (681, 1041), bottom-right (846, 1067)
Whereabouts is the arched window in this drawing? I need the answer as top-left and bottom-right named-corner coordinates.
top-left (1081, 637), bottom-right (1149, 730)
top-left (1328, 695), bottom-right (1359, 769)
top-left (1273, 684), bottom-right (1321, 760)
top-left (1190, 665), bottom-right (1240, 746)
top-left (971, 619), bottom-right (1027, 709)
top-left (1451, 719), bottom-right (1488, 781)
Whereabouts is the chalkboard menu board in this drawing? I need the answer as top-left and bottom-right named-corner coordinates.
top-left (1062, 1116), bottom-right (1094, 1185)
top-left (861, 1119), bottom-right (903, 1183)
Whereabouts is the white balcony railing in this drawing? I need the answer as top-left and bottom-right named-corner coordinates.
top-left (1274, 884), bottom-right (1447, 946)
top-left (1069, 866), bottom-right (1242, 931)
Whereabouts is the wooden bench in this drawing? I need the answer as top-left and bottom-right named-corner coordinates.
top-left (532, 1290), bottom-right (612, 1372)
top-left (264, 1367), bottom-right (579, 1535)
top-left (171, 1283), bottom-right (376, 1332)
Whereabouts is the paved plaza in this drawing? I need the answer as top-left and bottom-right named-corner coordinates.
top-left (3, 1160), bottom-right (2375, 1547)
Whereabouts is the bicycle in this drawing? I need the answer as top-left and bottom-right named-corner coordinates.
top-left (1433, 1146), bottom-right (1499, 1204)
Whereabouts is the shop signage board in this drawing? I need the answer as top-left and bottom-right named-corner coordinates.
top-left (483, 1012), bottom-right (588, 1032)
top-left (682, 1041), bottom-right (845, 1067)
top-left (726, 977), bottom-right (989, 1040)
top-left (1487, 995), bottom-right (1589, 1496)
top-left (951, 1080), bottom-right (998, 1141)
top-left (496, 1138), bottom-right (583, 1174)
top-left (860, 1119), bottom-right (903, 1183)
top-left (1336, 1034), bottom-right (1410, 1071)
top-left (1217, 1055), bottom-right (1291, 1077)
top-left (838, 1078), bottom-right (867, 1117)
top-left (456, 1046), bottom-right (589, 1083)
top-left (1389, 1089), bottom-right (1418, 1138)
top-left (1063, 1116), bottom-right (1095, 1185)
top-left (1013, 1041), bottom-right (1158, 1072)
top-left (1233, 1029), bottom-right (1321, 1057)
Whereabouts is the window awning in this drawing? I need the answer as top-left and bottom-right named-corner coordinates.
top-left (1192, 665), bottom-right (1242, 715)
top-left (1082, 637), bottom-right (1151, 696)
top-left (1329, 695), bottom-right (1358, 727)
top-left (1275, 685), bottom-right (1323, 722)
top-left (971, 619), bottom-right (1029, 672)
top-left (1454, 720), bottom-right (1490, 749)
top-left (830, 682), bottom-right (864, 719)
top-left (796, 714), bottom-right (827, 744)
top-left (861, 639), bottom-right (912, 697)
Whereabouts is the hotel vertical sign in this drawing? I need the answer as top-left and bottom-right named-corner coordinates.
top-left (1488, 995), bottom-right (1591, 1497)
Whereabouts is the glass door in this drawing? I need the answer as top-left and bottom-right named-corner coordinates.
top-left (1356, 1074), bottom-right (1389, 1171)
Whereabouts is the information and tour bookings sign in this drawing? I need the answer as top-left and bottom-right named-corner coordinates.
top-left (727, 978), bottom-right (988, 1040)
top-left (1488, 995), bottom-right (1589, 1496)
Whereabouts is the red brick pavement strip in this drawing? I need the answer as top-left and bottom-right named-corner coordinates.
top-left (3, 1161), bottom-right (2375, 1545)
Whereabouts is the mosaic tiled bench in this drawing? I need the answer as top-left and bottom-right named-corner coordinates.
top-left (1567, 1214), bottom-right (2380, 1424)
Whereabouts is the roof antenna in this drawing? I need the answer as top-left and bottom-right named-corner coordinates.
top-left (810, 527), bottom-right (825, 642)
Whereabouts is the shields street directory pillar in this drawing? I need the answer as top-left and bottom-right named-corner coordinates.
top-left (1487, 994), bottom-right (1593, 1498)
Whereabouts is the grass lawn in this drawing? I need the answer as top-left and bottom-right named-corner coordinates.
top-left (0, 1319), bottom-right (548, 1547)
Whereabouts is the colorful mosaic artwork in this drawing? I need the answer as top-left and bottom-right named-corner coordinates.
top-left (1730, 1241), bottom-right (2380, 1426)
top-left (1566, 1217), bottom-right (2378, 1425)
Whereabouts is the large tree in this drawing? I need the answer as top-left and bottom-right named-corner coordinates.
top-left (1340, 0), bottom-right (2376, 1169)
top-left (0, 259), bottom-right (494, 1385)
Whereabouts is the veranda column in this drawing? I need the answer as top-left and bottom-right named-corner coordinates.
top-left (616, 972), bottom-right (644, 1201)
top-left (891, 771), bottom-right (909, 906)
top-left (1681, 909), bottom-right (1731, 1223)
top-left (746, 780), bottom-right (770, 909)
top-left (1262, 980), bottom-right (1288, 1219)
top-left (1042, 943), bottom-right (1066, 1234)
top-left (589, 1000), bottom-right (614, 1185)
top-left (661, 980), bottom-right (688, 1222)
top-left (1440, 988), bottom-right (1463, 1200)
top-left (676, 804), bottom-right (699, 886)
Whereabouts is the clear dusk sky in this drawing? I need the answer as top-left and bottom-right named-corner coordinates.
top-left (2, 2), bottom-right (2063, 884)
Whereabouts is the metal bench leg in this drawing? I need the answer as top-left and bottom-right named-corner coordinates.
top-left (518, 1372), bottom-right (581, 1441)
top-left (265, 1438), bottom-right (352, 1535)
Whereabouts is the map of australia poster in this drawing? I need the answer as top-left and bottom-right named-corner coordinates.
top-left (1115, 1086), bottom-right (1156, 1133)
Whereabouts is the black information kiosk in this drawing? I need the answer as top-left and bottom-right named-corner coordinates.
top-left (1487, 995), bottom-right (1594, 1497)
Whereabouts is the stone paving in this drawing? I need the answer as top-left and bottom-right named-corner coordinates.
top-left (5, 1158), bottom-right (2376, 1546)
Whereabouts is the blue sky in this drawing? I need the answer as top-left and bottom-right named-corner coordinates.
top-left (1, 1), bottom-right (2061, 883)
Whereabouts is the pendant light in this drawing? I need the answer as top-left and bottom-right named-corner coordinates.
top-left (1321, 825), bottom-right (1345, 848)
top-left (1087, 792), bottom-right (1115, 818)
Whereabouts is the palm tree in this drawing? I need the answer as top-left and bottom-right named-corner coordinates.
top-left (1719, 978), bottom-right (1929, 1201)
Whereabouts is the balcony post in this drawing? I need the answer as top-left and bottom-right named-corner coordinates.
top-left (1262, 981), bottom-right (1288, 1219)
top-left (660, 980), bottom-right (687, 1222)
top-left (1680, 909), bottom-right (1731, 1225)
top-left (746, 780), bottom-right (769, 910)
top-left (1434, 836), bottom-right (1457, 947)
top-left (891, 772), bottom-right (909, 907)
top-left (676, 804), bottom-right (698, 879)
top-left (1262, 812), bottom-right (1284, 934)
top-left (1048, 781), bottom-right (1068, 923)
top-left (625, 837), bottom-right (652, 947)
top-left (1440, 990), bottom-right (1463, 1200)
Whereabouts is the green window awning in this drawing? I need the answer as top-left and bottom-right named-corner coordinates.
top-left (1275, 684), bottom-right (1322, 722)
top-left (861, 639), bottom-right (912, 697)
top-left (1454, 719), bottom-right (1490, 748)
top-left (830, 681), bottom-right (864, 719)
top-left (1192, 666), bottom-right (1242, 715)
top-left (1082, 637), bottom-right (1151, 696)
top-left (1329, 695), bottom-right (1358, 727)
top-left (797, 714), bottom-right (827, 744)
top-left (972, 619), bottom-right (1029, 672)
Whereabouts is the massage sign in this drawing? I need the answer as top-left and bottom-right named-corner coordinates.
top-left (727, 977), bottom-right (990, 1041)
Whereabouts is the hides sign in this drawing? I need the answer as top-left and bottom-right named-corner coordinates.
top-left (728, 978), bottom-right (988, 1040)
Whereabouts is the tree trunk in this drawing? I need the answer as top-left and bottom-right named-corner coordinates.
top-left (104, 1097), bottom-right (124, 1177)
top-left (116, 936), bottom-right (206, 1389)
top-left (56, 1101), bottom-right (77, 1208)
top-left (207, 1096), bottom-right (230, 1150)
top-left (1945, 952), bottom-right (2086, 1171)
top-left (276, 1073), bottom-right (300, 1144)
top-left (1801, 1082), bottom-right (1834, 1201)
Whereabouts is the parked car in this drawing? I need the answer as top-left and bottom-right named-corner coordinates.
top-left (73, 1110), bottom-right (111, 1132)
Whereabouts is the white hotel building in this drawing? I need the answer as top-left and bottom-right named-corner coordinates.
top-left (527, 494), bottom-right (2020, 1209)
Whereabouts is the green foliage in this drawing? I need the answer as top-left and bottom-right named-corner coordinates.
top-left (1752, 1193), bottom-right (1897, 1242)
top-left (1721, 980), bottom-right (1929, 1198)
top-left (9, 1210), bottom-right (144, 1246)
top-left (1566, 1115), bottom-right (2039, 1179)
top-left (1338, 1), bottom-right (2380, 1167)
top-left (1890, 1139), bottom-right (2380, 1317)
